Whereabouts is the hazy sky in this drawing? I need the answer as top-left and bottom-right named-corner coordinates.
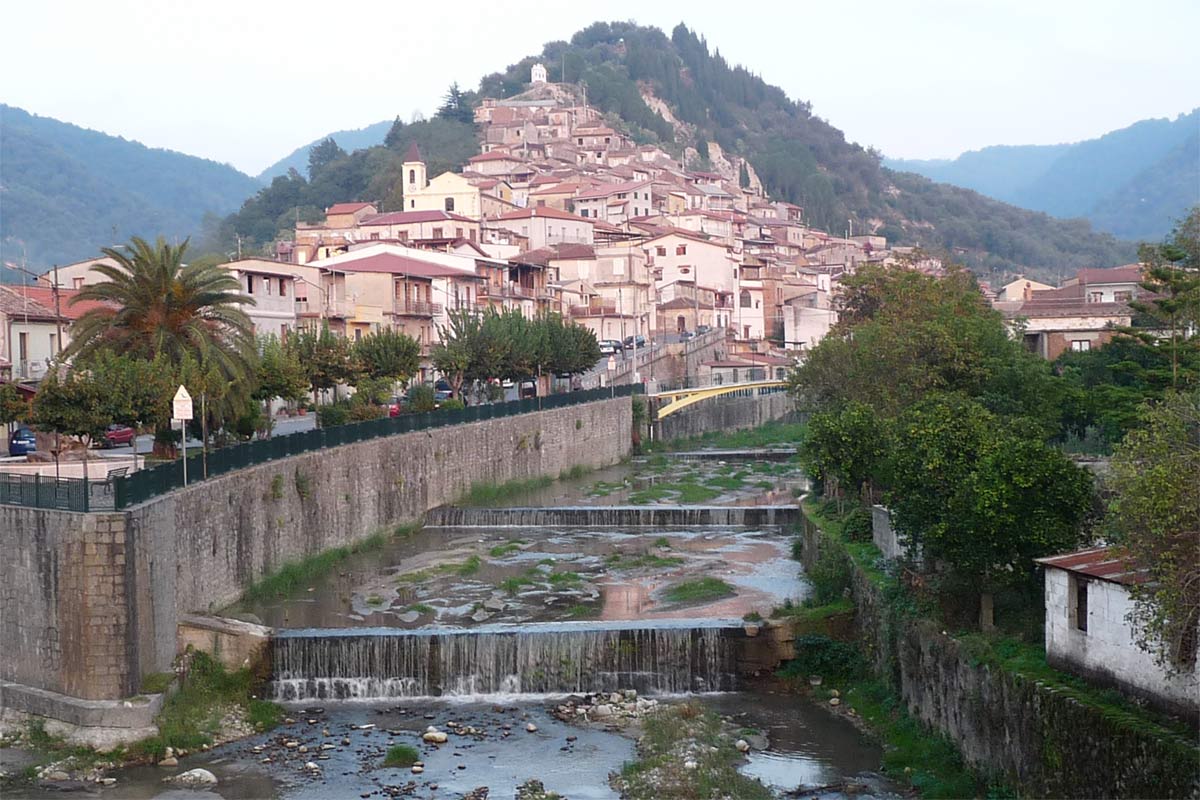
top-left (4, 0), bottom-right (1198, 176)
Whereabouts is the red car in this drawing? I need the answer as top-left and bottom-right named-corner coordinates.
top-left (103, 424), bottom-right (136, 448)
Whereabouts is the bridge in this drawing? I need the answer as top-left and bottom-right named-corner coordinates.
top-left (648, 380), bottom-right (789, 419)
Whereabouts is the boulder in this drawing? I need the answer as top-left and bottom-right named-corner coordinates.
top-left (166, 768), bottom-right (218, 788)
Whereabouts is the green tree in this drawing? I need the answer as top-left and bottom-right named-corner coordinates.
top-left (887, 395), bottom-right (1092, 629)
top-left (285, 324), bottom-right (356, 406)
top-left (253, 334), bottom-right (307, 405)
top-left (31, 367), bottom-right (113, 475)
top-left (353, 328), bottom-right (421, 384)
top-left (1108, 390), bottom-right (1200, 672)
top-left (437, 82), bottom-right (475, 125)
top-left (0, 383), bottom-right (29, 431)
top-left (801, 402), bottom-right (888, 506)
top-left (738, 160), bottom-right (751, 189)
top-left (1131, 206), bottom-right (1200, 388)
top-left (307, 137), bottom-right (346, 179)
top-left (65, 237), bottom-right (256, 391)
top-left (431, 309), bottom-right (483, 400)
top-left (544, 314), bottom-right (601, 377)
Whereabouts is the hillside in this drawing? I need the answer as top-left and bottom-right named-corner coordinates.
top-left (887, 109), bottom-right (1199, 241)
top-left (256, 119), bottom-right (393, 182)
top-left (0, 105), bottom-right (261, 270)
top-left (226, 22), bottom-right (1138, 282)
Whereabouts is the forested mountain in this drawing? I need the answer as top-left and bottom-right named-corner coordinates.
top-left (0, 105), bottom-right (260, 270)
top-left (221, 22), bottom-right (1139, 282)
top-left (887, 109), bottom-right (1199, 241)
top-left (256, 119), bottom-right (393, 182)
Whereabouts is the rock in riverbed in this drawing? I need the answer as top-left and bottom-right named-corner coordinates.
top-left (164, 768), bottom-right (218, 787)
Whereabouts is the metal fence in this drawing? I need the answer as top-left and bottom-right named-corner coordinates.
top-left (0, 472), bottom-right (118, 513)
top-left (0, 384), bottom-right (639, 513)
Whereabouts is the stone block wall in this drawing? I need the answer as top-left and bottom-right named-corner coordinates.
top-left (2, 397), bottom-right (632, 703)
top-left (0, 509), bottom-right (133, 699)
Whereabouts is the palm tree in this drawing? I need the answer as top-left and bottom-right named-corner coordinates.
top-left (65, 236), bottom-right (256, 385)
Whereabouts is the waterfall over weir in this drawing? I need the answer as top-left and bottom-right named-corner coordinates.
top-left (423, 505), bottom-right (798, 528)
top-left (270, 621), bottom-right (740, 702)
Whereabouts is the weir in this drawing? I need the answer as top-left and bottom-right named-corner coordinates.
top-left (269, 621), bottom-right (742, 701)
top-left (667, 448), bottom-right (798, 461)
top-left (423, 504), bottom-right (799, 528)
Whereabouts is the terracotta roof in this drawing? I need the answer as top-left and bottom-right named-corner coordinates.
top-left (0, 285), bottom-right (59, 320)
top-left (322, 252), bottom-right (474, 279)
top-left (575, 180), bottom-right (650, 200)
top-left (519, 244), bottom-right (597, 264)
top-left (363, 210), bottom-right (475, 226)
top-left (703, 359), bottom-right (756, 368)
top-left (403, 142), bottom-right (422, 163)
top-left (1074, 265), bottom-right (1143, 285)
top-left (469, 151), bottom-right (523, 163)
top-left (326, 202), bottom-right (374, 215)
top-left (493, 207), bottom-right (592, 223)
top-left (15, 286), bottom-right (111, 319)
top-left (1035, 546), bottom-right (1150, 586)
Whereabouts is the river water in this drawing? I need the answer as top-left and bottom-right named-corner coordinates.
top-left (15, 452), bottom-right (897, 799)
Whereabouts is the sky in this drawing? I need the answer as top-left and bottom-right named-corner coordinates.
top-left (4, 0), bottom-right (1198, 176)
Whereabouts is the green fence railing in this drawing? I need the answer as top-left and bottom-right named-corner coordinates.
top-left (94, 384), bottom-right (638, 511)
top-left (0, 471), bottom-right (117, 513)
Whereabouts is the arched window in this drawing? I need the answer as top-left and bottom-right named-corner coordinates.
top-left (445, 197), bottom-right (455, 212)
top-left (408, 169), bottom-right (415, 184)
top-left (739, 291), bottom-right (751, 308)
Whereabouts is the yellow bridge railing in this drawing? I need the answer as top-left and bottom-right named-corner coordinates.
top-left (648, 380), bottom-right (789, 418)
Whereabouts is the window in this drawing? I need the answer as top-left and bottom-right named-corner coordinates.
top-left (246, 275), bottom-right (254, 294)
top-left (18, 332), bottom-right (28, 361)
top-left (49, 333), bottom-right (57, 354)
top-left (1071, 340), bottom-right (1091, 352)
top-left (445, 197), bottom-right (455, 212)
top-left (410, 199), bottom-right (415, 209)
top-left (1114, 290), bottom-right (1132, 303)
top-left (740, 290), bottom-right (751, 308)
top-left (676, 244), bottom-right (687, 256)
top-left (73, 277), bottom-right (84, 289)
top-left (370, 232), bottom-right (380, 240)
top-left (656, 246), bottom-right (666, 257)
top-left (354, 328), bottom-right (362, 342)
top-left (577, 138), bottom-right (584, 145)
top-left (537, 200), bottom-right (546, 207)
top-left (579, 209), bottom-right (588, 218)
top-left (279, 278), bottom-right (287, 296)
top-left (408, 169), bottom-right (415, 184)
top-left (743, 325), bottom-right (750, 339)
top-left (456, 227), bottom-right (463, 239)
top-left (432, 227), bottom-right (443, 238)
top-left (1089, 291), bottom-right (1104, 303)
top-left (264, 278), bottom-right (272, 296)
top-left (1072, 575), bottom-right (1089, 632)
top-left (605, 137), bottom-right (611, 144)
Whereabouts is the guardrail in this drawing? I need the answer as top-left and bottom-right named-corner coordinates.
top-left (0, 385), bottom-right (640, 513)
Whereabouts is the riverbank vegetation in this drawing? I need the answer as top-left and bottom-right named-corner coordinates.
top-left (612, 702), bottom-right (772, 800)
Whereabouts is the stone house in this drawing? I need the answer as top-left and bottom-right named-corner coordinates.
top-left (1036, 547), bottom-right (1198, 718)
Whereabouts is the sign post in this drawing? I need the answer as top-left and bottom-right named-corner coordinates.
top-left (173, 385), bottom-right (193, 486)
top-left (607, 355), bottom-right (616, 397)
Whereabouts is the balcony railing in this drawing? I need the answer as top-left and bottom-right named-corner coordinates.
top-left (569, 304), bottom-right (617, 317)
top-left (393, 300), bottom-right (443, 317)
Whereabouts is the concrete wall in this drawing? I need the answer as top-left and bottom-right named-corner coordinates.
top-left (798, 511), bottom-right (1200, 798)
top-left (1, 397), bottom-right (632, 702)
top-left (652, 388), bottom-right (794, 442)
top-left (871, 504), bottom-right (907, 562)
top-left (1044, 568), bottom-right (1199, 718)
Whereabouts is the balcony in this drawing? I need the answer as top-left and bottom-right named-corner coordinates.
top-left (393, 299), bottom-right (443, 317)
top-left (569, 304), bottom-right (617, 317)
top-left (479, 282), bottom-right (539, 300)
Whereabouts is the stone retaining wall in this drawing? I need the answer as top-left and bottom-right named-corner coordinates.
top-left (1, 397), bottom-right (632, 706)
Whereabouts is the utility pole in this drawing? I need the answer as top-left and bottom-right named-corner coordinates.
top-left (51, 264), bottom-right (63, 357)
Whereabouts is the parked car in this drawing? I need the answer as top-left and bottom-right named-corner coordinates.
top-left (680, 330), bottom-right (696, 341)
top-left (598, 339), bottom-right (622, 356)
top-left (434, 379), bottom-right (453, 402)
top-left (623, 335), bottom-right (647, 350)
top-left (519, 380), bottom-right (537, 399)
top-left (386, 396), bottom-right (404, 417)
top-left (102, 424), bottom-right (136, 448)
top-left (696, 324), bottom-right (712, 334)
top-left (8, 427), bottom-right (36, 457)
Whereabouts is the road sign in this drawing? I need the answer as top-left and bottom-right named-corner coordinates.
top-left (607, 356), bottom-right (616, 372)
top-left (173, 385), bottom-right (193, 421)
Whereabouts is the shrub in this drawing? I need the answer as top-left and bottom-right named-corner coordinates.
top-left (316, 402), bottom-right (350, 428)
top-left (782, 634), bottom-right (867, 680)
top-left (438, 398), bottom-right (466, 411)
top-left (808, 544), bottom-right (851, 605)
top-left (349, 403), bottom-right (385, 421)
top-left (843, 506), bottom-right (873, 542)
top-left (407, 384), bottom-right (437, 412)
top-left (382, 744), bottom-right (419, 768)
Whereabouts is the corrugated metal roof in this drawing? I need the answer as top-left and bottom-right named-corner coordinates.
top-left (1035, 546), bottom-right (1150, 586)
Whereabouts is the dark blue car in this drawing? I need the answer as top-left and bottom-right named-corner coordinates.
top-left (9, 427), bottom-right (36, 457)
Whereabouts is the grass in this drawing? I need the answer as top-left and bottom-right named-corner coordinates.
top-left (558, 464), bottom-right (592, 481)
top-left (629, 485), bottom-right (673, 504)
top-left (366, 594), bottom-right (385, 605)
top-left (771, 597), bottom-right (854, 621)
top-left (663, 577), bottom-right (734, 604)
top-left (382, 744), bottom-right (420, 768)
top-left (457, 555), bottom-right (482, 576)
top-left (407, 603), bottom-right (434, 614)
top-left (566, 603), bottom-right (599, 619)
top-left (614, 703), bottom-right (772, 800)
top-left (547, 570), bottom-right (583, 586)
top-left (653, 537), bottom-right (671, 548)
top-left (460, 475), bottom-right (552, 505)
top-left (605, 552), bottom-right (685, 570)
top-left (500, 575), bottom-right (538, 594)
top-left (140, 672), bottom-right (174, 694)
top-left (671, 481), bottom-right (721, 503)
top-left (652, 420), bottom-right (807, 452)
top-left (488, 542), bottom-right (523, 558)
top-left (133, 651), bottom-right (282, 760)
